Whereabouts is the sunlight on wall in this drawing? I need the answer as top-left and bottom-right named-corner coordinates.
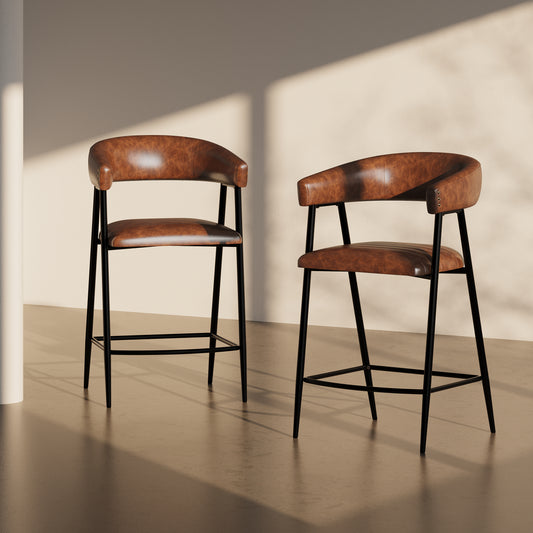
top-left (23, 93), bottom-right (251, 320)
top-left (266, 2), bottom-right (533, 340)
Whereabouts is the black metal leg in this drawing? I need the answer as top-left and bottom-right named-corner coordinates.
top-left (100, 191), bottom-right (112, 408)
top-left (348, 272), bottom-right (377, 420)
top-left (467, 272), bottom-right (496, 433)
top-left (420, 214), bottom-right (443, 454)
top-left (420, 279), bottom-right (439, 454)
top-left (208, 246), bottom-right (223, 384)
top-left (84, 189), bottom-right (100, 389)
top-left (337, 203), bottom-right (377, 419)
top-left (293, 269), bottom-right (312, 438)
top-left (102, 252), bottom-right (112, 408)
top-left (458, 211), bottom-right (495, 433)
top-left (236, 243), bottom-right (247, 402)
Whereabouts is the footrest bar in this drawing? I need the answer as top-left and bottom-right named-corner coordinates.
top-left (91, 332), bottom-right (239, 356)
top-left (304, 364), bottom-right (483, 395)
top-left (303, 377), bottom-right (423, 394)
top-left (95, 332), bottom-right (212, 341)
top-left (306, 365), bottom-right (365, 380)
top-left (308, 364), bottom-right (478, 381)
top-left (431, 375), bottom-right (482, 392)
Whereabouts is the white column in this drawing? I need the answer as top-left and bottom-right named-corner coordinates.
top-left (0, 0), bottom-right (24, 404)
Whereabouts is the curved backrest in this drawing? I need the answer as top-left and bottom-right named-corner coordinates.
top-left (89, 135), bottom-right (248, 190)
top-left (297, 152), bottom-right (481, 214)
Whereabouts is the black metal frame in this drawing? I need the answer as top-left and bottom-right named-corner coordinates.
top-left (293, 203), bottom-right (495, 454)
top-left (84, 184), bottom-right (247, 407)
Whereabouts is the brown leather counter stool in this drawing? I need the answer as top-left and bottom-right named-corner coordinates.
top-left (292, 152), bottom-right (495, 453)
top-left (84, 135), bottom-right (248, 407)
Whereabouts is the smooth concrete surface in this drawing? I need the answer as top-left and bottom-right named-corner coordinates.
top-left (1, 305), bottom-right (532, 532)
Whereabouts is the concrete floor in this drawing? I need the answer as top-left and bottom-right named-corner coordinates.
top-left (1, 305), bottom-right (532, 532)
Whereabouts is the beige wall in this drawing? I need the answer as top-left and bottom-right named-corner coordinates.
top-left (24, 1), bottom-right (533, 341)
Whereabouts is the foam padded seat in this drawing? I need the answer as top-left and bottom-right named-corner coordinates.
top-left (298, 242), bottom-right (464, 277)
top-left (106, 218), bottom-right (242, 248)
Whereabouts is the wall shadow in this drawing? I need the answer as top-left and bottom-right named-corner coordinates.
top-left (24, 0), bottom-right (524, 157)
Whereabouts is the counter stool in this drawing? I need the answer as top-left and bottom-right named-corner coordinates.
top-left (292, 152), bottom-right (495, 453)
top-left (84, 135), bottom-right (248, 407)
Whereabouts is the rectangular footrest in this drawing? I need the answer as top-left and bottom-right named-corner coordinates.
top-left (304, 364), bottom-right (483, 394)
top-left (92, 332), bottom-right (239, 356)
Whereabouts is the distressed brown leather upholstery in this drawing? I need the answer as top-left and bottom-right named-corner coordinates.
top-left (107, 218), bottom-right (242, 248)
top-left (298, 242), bottom-right (464, 277)
top-left (91, 135), bottom-right (247, 249)
top-left (298, 152), bottom-right (481, 214)
top-left (297, 152), bottom-right (479, 277)
top-left (89, 135), bottom-right (248, 190)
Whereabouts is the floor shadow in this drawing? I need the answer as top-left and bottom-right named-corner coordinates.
top-left (0, 405), bottom-right (313, 533)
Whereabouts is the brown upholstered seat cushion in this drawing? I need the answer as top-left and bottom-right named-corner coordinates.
top-left (105, 218), bottom-right (242, 248)
top-left (298, 242), bottom-right (464, 277)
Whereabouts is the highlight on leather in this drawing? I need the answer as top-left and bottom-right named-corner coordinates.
top-left (297, 152), bottom-right (481, 214)
top-left (89, 135), bottom-right (248, 190)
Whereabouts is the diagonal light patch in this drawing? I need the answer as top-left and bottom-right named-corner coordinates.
top-left (266, 2), bottom-right (533, 341)
top-left (23, 93), bottom-right (251, 320)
